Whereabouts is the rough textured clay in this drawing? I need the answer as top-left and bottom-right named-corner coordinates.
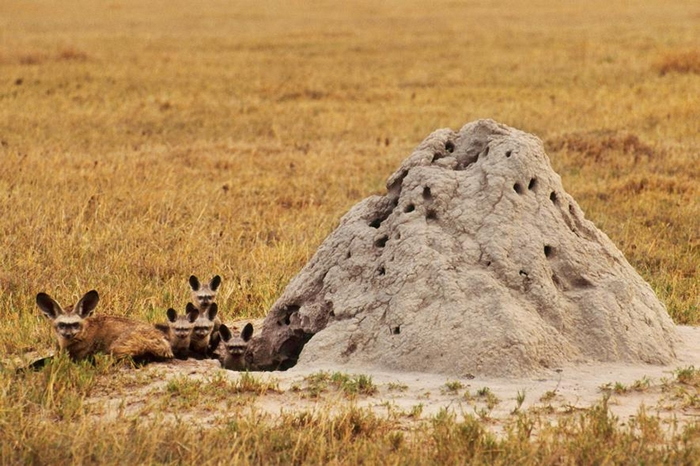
top-left (246, 119), bottom-right (679, 376)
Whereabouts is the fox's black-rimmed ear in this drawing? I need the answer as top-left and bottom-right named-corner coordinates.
top-left (36, 292), bottom-right (62, 320)
top-left (189, 275), bottom-right (200, 291)
top-left (186, 302), bottom-right (198, 315)
top-left (186, 307), bottom-right (199, 323)
top-left (166, 308), bottom-right (177, 323)
top-left (219, 324), bottom-right (232, 342)
top-left (241, 323), bottom-right (254, 342)
top-left (207, 303), bottom-right (218, 320)
top-left (75, 290), bottom-right (99, 319)
top-left (209, 275), bottom-right (222, 291)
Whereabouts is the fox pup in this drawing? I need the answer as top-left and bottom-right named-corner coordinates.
top-left (155, 306), bottom-right (199, 359)
top-left (36, 290), bottom-right (173, 362)
top-left (189, 275), bottom-right (221, 314)
top-left (189, 275), bottom-right (222, 357)
top-left (218, 322), bottom-right (254, 371)
top-left (188, 302), bottom-right (220, 358)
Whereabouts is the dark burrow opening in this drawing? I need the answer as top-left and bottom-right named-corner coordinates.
top-left (422, 186), bottom-right (432, 202)
top-left (274, 330), bottom-right (315, 371)
top-left (404, 203), bottom-right (415, 213)
top-left (528, 178), bottom-right (537, 191)
top-left (374, 235), bottom-right (389, 248)
top-left (368, 204), bottom-right (393, 229)
top-left (445, 140), bottom-right (455, 153)
top-left (426, 210), bottom-right (438, 222)
top-left (550, 191), bottom-right (558, 204)
top-left (514, 183), bottom-right (524, 194)
top-left (392, 326), bottom-right (401, 335)
top-left (544, 245), bottom-right (554, 257)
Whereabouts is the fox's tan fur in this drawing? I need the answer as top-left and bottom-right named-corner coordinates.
top-left (188, 302), bottom-right (220, 358)
top-left (189, 275), bottom-right (222, 358)
top-left (155, 306), bottom-right (199, 359)
top-left (218, 322), bottom-right (254, 371)
top-left (37, 290), bottom-right (173, 362)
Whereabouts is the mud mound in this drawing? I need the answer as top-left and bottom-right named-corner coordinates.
top-left (246, 119), bottom-right (679, 376)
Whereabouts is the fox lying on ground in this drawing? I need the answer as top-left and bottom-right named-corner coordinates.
top-left (36, 290), bottom-right (173, 362)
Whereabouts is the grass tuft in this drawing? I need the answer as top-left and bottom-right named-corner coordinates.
top-left (654, 49), bottom-right (700, 75)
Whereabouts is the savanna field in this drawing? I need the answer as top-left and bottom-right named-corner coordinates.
top-left (1, 0), bottom-right (699, 463)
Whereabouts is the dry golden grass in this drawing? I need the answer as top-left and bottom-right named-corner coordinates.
top-left (0, 0), bottom-right (698, 462)
top-left (654, 49), bottom-right (700, 76)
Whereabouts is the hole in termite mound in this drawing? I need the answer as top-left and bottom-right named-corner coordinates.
top-left (277, 304), bottom-right (300, 326)
top-left (275, 330), bottom-right (314, 371)
top-left (432, 151), bottom-right (445, 162)
top-left (514, 183), bottom-right (524, 194)
top-left (374, 235), bottom-right (388, 248)
top-left (544, 245), bottom-right (554, 258)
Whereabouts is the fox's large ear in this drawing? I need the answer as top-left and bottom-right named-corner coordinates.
top-left (75, 290), bottom-right (99, 319)
top-left (219, 324), bottom-right (232, 342)
top-left (166, 308), bottom-right (177, 323)
top-left (186, 307), bottom-right (199, 323)
top-left (189, 275), bottom-right (200, 291)
top-left (209, 275), bottom-right (222, 291)
top-left (207, 303), bottom-right (218, 320)
top-left (186, 302), bottom-right (198, 315)
top-left (36, 293), bottom-right (62, 320)
top-left (241, 323), bottom-right (254, 342)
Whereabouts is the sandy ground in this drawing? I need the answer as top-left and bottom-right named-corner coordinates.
top-left (73, 325), bottom-right (699, 434)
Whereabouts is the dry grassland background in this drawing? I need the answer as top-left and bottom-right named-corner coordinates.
top-left (0, 0), bottom-right (698, 463)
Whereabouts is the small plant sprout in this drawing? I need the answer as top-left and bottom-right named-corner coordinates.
top-left (512, 389), bottom-right (526, 414)
top-left (614, 382), bottom-right (629, 394)
top-left (408, 403), bottom-right (424, 419)
top-left (442, 380), bottom-right (465, 394)
top-left (387, 382), bottom-right (408, 392)
top-left (632, 376), bottom-right (652, 392)
top-left (674, 366), bottom-right (699, 385)
top-left (540, 390), bottom-right (557, 403)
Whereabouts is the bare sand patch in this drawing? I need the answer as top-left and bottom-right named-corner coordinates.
top-left (84, 325), bottom-right (698, 435)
